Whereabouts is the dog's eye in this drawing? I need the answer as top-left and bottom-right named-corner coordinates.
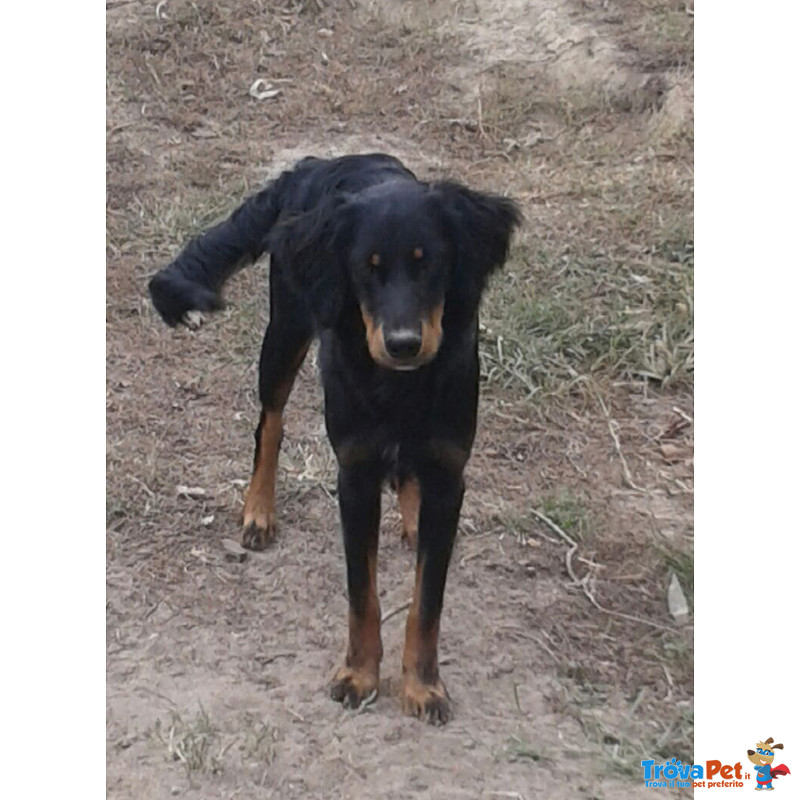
top-left (369, 253), bottom-right (381, 268)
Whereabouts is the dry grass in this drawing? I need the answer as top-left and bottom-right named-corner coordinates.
top-left (476, 74), bottom-right (693, 400)
top-left (149, 706), bottom-right (279, 786)
top-left (480, 229), bottom-right (693, 398)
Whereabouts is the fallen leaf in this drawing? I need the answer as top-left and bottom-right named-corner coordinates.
top-left (222, 538), bottom-right (248, 563)
top-left (249, 78), bottom-right (282, 100)
top-left (660, 442), bottom-right (691, 463)
top-left (667, 572), bottom-right (689, 622)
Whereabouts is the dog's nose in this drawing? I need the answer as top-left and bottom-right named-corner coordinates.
top-left (384, 328), bottom-right (422, 360)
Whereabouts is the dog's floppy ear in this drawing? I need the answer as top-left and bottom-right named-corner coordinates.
top-left (433, 181), bottom-right (522, 314)
top-left (268, 198), bottom-right (356, 329)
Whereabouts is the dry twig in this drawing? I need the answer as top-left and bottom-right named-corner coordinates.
top-left (595, 392), bottom-right (645, 492)
top-left (531, 507), bottom-right (675, 633)
top-left (381, 600), bottom-right (412, 624)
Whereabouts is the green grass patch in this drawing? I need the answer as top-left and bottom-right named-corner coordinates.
top-left (539, 493), bottom-right (592, 541)
top-left (480, 227), bottom-right (693, 398)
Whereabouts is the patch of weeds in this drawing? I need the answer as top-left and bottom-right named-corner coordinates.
top-left (596, 743), bottom-right (640, 780)
top-left (496, 733), bottom-right (547, 765)
top-left (162, 183), bottom-right (252, 250)
top-left (151, 706), bottom-right (230, 782)
top-left (106, 497), bottom-right (129, 527)
top-left (660, 631), bottom-right (692, 676)
top-left (580, 702), bottom-right (692, 785)
top-left (654, 706), bottom-right (693, 765)
top-left (566, 677), bottom-right (612, 710)
top-left (623, 0), bottom-right (694, 71)
top-left (480, 232), bottom-right (693, 396)
top-left (479, 72), bottom-right (620, 141)
top-left (493, 509), bottom-right (535, 542)
top-left (574, 709), bottom-right (651, 781)
top-left (240, 714), bottom-right (278, 765)
top-left (554, 676), bottom-right (692, 783)
top-left (601, 740), bottom-right (646, 780)
top-left (220, 275), bottom-right (270, 356)
top-left (653, 237), bottom-right (694, 267)
top-left (111, 182), bottom-right (252, 269)
top-left (540, 492), bottom-right (592, 541)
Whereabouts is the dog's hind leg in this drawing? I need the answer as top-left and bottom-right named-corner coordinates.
top-left (242, 271), bottom-right (312, 551)
top-left (397, 475), bottom-right (420, 551)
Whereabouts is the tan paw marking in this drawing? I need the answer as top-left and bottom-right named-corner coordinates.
top-left (402, 673), bottom-right (451, 725)
top-left (330, 665), bottom-right (379, 709)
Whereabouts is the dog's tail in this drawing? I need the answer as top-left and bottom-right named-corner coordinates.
top-left (148, 182), bottom-right (281, 326)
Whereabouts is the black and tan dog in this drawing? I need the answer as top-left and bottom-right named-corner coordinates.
top-left (149, 153), bottom-right (520, 724)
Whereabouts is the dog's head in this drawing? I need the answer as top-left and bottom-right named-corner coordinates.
top-left (747, 738), bottom-right (783, 766)
top-left (271, 180), bottom-right (520, 371)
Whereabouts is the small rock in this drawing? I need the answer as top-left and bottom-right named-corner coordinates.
top-left (222, 538), bottom-right (248, 563)
top-left (488, 654), bottom-right (514, 678)
top-left (201, 514), bottom-right (215, 526)
top-left (383, 726), bottom-right (402, 743)
top-left (525, 537), bottom-right (541, 548)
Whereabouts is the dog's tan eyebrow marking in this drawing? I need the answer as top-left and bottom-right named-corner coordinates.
top-left (413, 247), bottom-right (424, 259)
top-left (369, 253), bottom-right (381, 267)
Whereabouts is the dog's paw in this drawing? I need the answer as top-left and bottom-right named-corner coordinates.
top-left (402, 674), bottom-right (451, 725)
top-left (330, 666), bottom-right (379, 709)
top-left (241, 514), bottom-right (277, 551)
top-left (182, 310), bottom-right (205, 329)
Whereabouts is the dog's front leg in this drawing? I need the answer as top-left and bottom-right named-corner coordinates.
top-left (402, 461), bottom-right (464, 725)
top-left (330, 461), bottom-right (383, 708)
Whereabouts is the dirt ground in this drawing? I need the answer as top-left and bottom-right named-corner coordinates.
top-left (106, 1), bottom-right (694, 798)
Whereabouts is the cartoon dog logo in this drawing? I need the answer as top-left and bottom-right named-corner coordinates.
top-left (747, 738), bottom-right (791, 790)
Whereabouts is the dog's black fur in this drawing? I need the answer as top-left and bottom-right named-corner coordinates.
top-left (149, 153), bottom-right (520, 724)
